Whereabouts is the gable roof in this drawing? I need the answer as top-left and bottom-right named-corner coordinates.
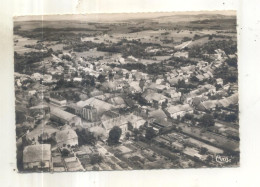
top-left (55, 129), bottom-right (78, 144)
top-left (102, 116), bottom-right (128, 131)
top-left (145, 93), bottom-right (167, 102)
top-left (149, 109), bottom-right (167, 120)
top-left (77, 98), bottom-right (115, 115)
top-left (50, 106), bottom-right (76, 122)
top-left (197, 100), bottom-right (219, 110)
top-left (23, 144), bottom-right (51, 163)
top-left (129, 81), bottom-right (142, 92)
top-left (167, 104), bottom-right (192, 114)
top-left (108, 96), bottom-right (126, 106)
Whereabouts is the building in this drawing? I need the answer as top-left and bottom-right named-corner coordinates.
top-left (77, 97), bottom-right (115, 121)
top-left (101, 115), bottom-right (128, 135)
top-left (55, 129), bottom-right (78, 148)
top-left (50, 107), bottom-right (82, 126)
top-left (166, 104), bottom-right (193, 119)
top-left (82, 105), bottom-right (98, 122)
top-left (107, 96), bottom-right (126, 108)
top-left (197, 100), bottom-right (219, 111)
top-left (128, 81), bottom-right (142, 93)
top-left (66, 103), bottom-right (82, 116)
top-left (144, 93), bottom-right (167, 107)
top-left (29, 103), bottom-right (50, 115)
top-left (148, 109), bottom-right (167, 122)
top-left (23, 144), bottom-right (51, 171)
top-left (163, 89), bottom-right (181, 102)
top-left (49, 94), bottom-right (67, 107)
top-left (216, 78), bottom-right (224, 86)
top-left (126, 114), bottom-right (146, 129)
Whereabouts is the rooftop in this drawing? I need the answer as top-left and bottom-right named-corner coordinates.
top-left (50, 106), bottom-right (76, 121)
top-left (23, 144), bottom-right (51, 163)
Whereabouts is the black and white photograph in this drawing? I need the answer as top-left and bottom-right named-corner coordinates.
top-left (14, 11), bottom-right (239, 172)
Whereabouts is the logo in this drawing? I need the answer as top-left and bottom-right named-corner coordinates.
top-left (216, 155), bottom-right (232, 164)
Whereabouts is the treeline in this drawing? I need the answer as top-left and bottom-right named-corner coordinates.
top-left (214, 65), bottom-right (238, 84)
top-left (97, 39), bottom-right (169, 58)
top-left (14, 29), bottom-right (81, 42)
top-left (63, 41), bottom-right (99, 52)
top-left (188, 40), bottom-right (237, 58)
top-left (193, 34), bottom-right (232, 41)
top-left (168, 57), bottom-right (197, 68)
top-left (24, 43), bottom-right (44, 50)
top-left (14, 49), bottom-right (53, 73)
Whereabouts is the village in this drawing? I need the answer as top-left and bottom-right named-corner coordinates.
top-left (14, 13), bottom-right (239, 172)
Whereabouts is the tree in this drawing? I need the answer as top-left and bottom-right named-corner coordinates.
top-left (127, 122), bottom-right (133, 131)
top-left (183, 113), bottom-right (194, 121)
top-left (226, 58), bottom-right (237, 68)
top-left (145, 127), bottom-right (156, 141)
top-left (108, 73), bottom-right (114, 81)
top-left (108, 126), bottom-right (122, 144)
top-left (199, 147), bottom-right (208, 155)
top-left (76, 128), bottom-right (97, 146)
top-left (162, 99), bottom-right (168, 109)
top-left (199, 114), bottom-right (215, 127)
top-left (61, 148), bottom-right (70, 157)
top-left (206, 155), bottom-right (212, 163)
top-left (97, 74), bottom-right (106, 83)
top-left (224, 113), bottom-right (238, 122)
top-left (125, 132), bottom-right (130, 140)
top-left (139, 79), bottom-right (145, 91)
top-left (133, 128), bottom-right (140, 141)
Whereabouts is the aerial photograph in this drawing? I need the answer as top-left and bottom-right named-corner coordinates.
top-left (14, 11), bottom-right (239, 172)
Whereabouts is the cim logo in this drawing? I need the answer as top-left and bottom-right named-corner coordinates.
top-left (216, 155), bottom-right (232, 164)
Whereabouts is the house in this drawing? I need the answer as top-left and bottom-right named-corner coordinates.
top-left (128, 81), bottom-right (142, 93)
top-left (148, 83), bottom-right (168, 92)
top-left (181, 65), bottom-right (196, 74)
top-left (134, 71), bottom-right (144, 81)
top-left (216, 78), bottom-right (224, 86)
top-left (66, 103), bottom-right (82, 116)
top-left (155, 78), bottom-right (164, 85)
top-left (101, 115), bottom-right (128, 135)
top-left (49, 94), bottom-right (67, 107)
top-left (42, 74), bottom-right (53, 83)
top-left (108, 96), bottom-right (126, 108)
top-left (73, 77), bottom-right (83, 82)
top-left (191, 96), bottom-right (208, 108)
top-left (50, 106), bottom-right (82, 126)
top-left (218, 93), bottom-right (238, 108)
top-left (166, 104), bottom-right (193, 119)
top-left (150, 119), bottom-right (172, 132)
top-left (31, 73), bottom-right (42, 81)
top-left (55, 129), bottom-right (78, 148)
top-left (126, 114), bottom-right (146, 129)
top-left (144, 93), bottom-right (167, 107)
top-left (101, 81), bottom-right (117, 92)
top-left (148, 109), bottom-right (167, 122)
top-left (23, 144), bottom-right (51, 171)
top-left (90, 89), bottom-right (103, 97)
top-left (197, 100), bottom-right (219, 111)
top-left (163, 89), bottom-right (181, 101)
top-left (195, 74), bottom-right (205, 81)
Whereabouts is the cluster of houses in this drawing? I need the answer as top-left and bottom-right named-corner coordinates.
top-left (15, 43), bottom-right (238, 171)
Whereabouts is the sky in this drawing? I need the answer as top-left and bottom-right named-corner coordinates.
top-left (14, 10), bottom-right (236, 22)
